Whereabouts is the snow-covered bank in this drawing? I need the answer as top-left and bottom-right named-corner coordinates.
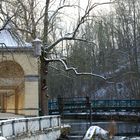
top-left (114, 136), bottom-right (140, 140)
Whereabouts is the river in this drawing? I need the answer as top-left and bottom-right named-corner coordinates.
top-left (62, 119), bottom-right (140, 140)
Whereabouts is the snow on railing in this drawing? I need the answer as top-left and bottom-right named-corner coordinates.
top-left (0, 115), bottom-right (61, 139)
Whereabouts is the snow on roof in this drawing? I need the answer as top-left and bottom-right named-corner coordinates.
top-left (0, 26), bottom-right (32, 48)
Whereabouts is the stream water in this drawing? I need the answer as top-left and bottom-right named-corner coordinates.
top-left (62, 119), bottom-right (140, 140)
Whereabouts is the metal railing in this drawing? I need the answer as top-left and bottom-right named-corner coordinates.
top-left (49, 98), bottom-right (140, 114)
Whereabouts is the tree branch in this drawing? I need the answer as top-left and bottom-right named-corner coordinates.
top-left (44, 1), bottom-right (115, 51)
top-left (72, 2), bottom-right (115, 38)
top-left (49, 4), bottom-right (82, 23)
top-left (45, 36), bottom-right (97, 51)
top-left (44, 58), bottom-right (107, 81)
top-left (0, 16), bottom-right (14, 31)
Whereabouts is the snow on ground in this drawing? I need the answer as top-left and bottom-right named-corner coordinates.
top-left (0, 137), bottom-right (7, 140)
top-left (114, 136), bottom-right (140, 140)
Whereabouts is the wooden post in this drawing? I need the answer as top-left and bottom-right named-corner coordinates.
top-left (89, 102), bottom-right (92, 126)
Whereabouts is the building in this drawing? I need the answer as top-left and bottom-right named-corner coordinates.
top-left (0, 23), bottom-right (40, 116)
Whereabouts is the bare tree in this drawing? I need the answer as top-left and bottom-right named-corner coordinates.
top-left (0, 0), bottom-right (118, 114)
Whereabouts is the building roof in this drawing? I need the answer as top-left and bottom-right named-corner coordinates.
top-left (0, 23), bottom-right (32, 48)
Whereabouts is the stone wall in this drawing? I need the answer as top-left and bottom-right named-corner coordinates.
top-left (0, 50), bottom-right (39, 116)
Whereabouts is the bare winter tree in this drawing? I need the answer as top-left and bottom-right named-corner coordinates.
top-left (0, 0), bottom-right (118, 114)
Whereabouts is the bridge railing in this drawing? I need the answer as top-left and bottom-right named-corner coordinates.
top-left (92, 100), bottom-right (140, 108)
top-left (0, 115), bottom-right (61, 138)
top-left (48, 98), bottom-right (140, 114)
top-left (49, 97), bottom-right (89, 114)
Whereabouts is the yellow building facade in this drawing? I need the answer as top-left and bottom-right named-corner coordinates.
top-left (0, 25), bottom-right (40, 116)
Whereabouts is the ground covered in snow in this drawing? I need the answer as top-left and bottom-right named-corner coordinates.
top-left (114, 136), bottom-right (140, 140)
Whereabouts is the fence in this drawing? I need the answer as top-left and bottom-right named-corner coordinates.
top-left (49, 98), bottom-right (140, 114)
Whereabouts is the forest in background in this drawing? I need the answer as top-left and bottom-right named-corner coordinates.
top-left (0, 0), bottom-right (140, 99)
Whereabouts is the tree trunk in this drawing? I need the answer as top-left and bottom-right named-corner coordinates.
top-left (40, 0), bottom-right (50, 115)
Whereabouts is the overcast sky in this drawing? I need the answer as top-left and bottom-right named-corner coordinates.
top-left (54, 0), bottom-right (112, 33)
top-left (39, 0), bottom-right (112, 35)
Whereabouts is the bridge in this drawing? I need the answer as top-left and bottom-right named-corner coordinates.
top-left (48, 97), bottom-right (140, 120)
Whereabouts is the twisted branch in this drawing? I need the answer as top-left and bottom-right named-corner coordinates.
top-left (44, 58), bottom-right (108, 81)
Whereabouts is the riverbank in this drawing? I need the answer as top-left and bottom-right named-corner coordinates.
top-left (114, 136), bottom-right (140, 140)
top-left (61, 111), bottom-right (140, 122)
